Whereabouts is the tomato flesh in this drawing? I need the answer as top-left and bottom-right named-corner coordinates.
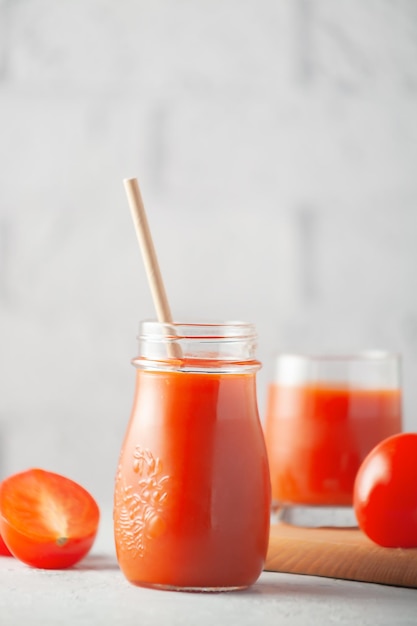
top-left (353, 433), bottom-right (417, 548)
top-left (0, 469), bottom-right (100, 568)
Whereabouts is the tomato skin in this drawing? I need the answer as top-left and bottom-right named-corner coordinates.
top-left (0, 469), bottom-right (100, 569)
top-left (0, 482), bottom-right (13, 556)
top-left (0, 517), bottom-right (98, 568)
top-left (353, 433), bottom-right (417, 548)
top-left (0, 532), bottom-right (13, 557)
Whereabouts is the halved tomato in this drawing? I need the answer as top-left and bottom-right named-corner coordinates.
top-left (0, 468), bottom-right (100, 569)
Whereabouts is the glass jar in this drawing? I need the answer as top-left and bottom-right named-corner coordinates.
top-left (114, 321), bottom-right (271, 591)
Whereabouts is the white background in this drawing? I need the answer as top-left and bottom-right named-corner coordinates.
top-left (0, 0), bottom-right (416, 509)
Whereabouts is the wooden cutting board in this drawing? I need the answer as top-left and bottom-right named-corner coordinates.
top-left (265, 523), bottom-right (417, 588)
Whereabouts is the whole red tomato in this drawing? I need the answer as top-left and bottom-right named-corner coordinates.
top-left (353, 432), bottom-right (417, 548)
top-left (0, 468), bottom-right (100, 568)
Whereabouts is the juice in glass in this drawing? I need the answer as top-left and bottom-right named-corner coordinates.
top-left (114, 322), bottom-right (271, 591)
top-left (264, 353), bottom-right (402, 525)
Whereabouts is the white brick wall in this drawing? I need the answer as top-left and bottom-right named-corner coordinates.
top-left (0, 0), bottom-right (416, 507)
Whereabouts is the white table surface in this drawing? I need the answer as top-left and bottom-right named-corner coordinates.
top-left (0, 512), bottom-right (416, 626)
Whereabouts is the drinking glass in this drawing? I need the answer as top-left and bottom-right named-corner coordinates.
top-left (264, 352), bottom-right (402, 526)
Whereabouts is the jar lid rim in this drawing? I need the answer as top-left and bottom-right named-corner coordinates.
top-left (139, 320), bottom-right (257, 340)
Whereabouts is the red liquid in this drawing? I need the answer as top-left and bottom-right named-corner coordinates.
top-left (264, 384), bottom-right (402, 506)
top-left (114, 368), bottom-right (271, 590)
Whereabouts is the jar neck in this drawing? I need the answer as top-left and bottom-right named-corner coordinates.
top-left (132, 321), bottom-right (261, 373)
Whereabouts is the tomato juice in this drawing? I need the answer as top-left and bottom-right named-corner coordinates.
top-left (114, 365), bottom-right (271, 590)
top-left (265, 383), bottom-right (402, 506)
